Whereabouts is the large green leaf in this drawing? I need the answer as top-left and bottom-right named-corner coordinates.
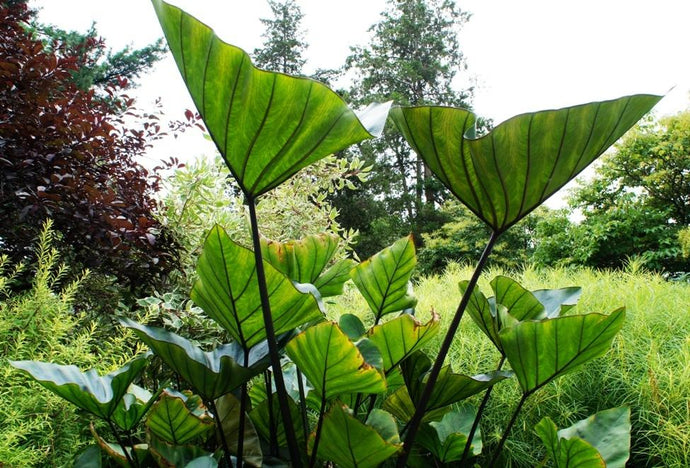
top-left (367, 313), bottom-right (440, 372)
top-left (309, 403), bottom-right (402, 468)
top-left (191, 225), bottom-right (323, 348)
top-left (391, 95), bottom-right (662, 232)
top-left (556, 406), bottom-right (631, 468)
top-left (351, 236), bottom-right (417, 321)
top-left (145, 390), bottom-right (214, 445)
top-left (10, 357), bottom-right (147, 420)
top-left (261, 234), bottom-right (355, 298)
top-left (424, 366), bottom-right (511, 411)
top-left (123, 319), bottom-right (269, 400)
top-left (286, 322), bottom-right (386, 400)
top-left (499, 309), bottom-right (625, 393)
top-left (215, 393), bottom-right (263, 467)
top-left (490, 276), bottom-right (544, 321)
top-left (151, 0), bottom-right (390, 197)
top-left (535, 417), bottom-right (605, 468)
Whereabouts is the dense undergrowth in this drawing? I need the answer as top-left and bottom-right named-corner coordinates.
top-left (3, 228), bottom-right (688, 466)
top-left (332, 261), bottom-right (690, 467)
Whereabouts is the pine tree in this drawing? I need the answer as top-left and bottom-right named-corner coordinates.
top-left (253, 0), bottom-right (307, 74)
top-left (334, 0), bottom-right (476, 257)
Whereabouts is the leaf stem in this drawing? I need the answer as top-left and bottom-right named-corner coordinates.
top-left (396, 231), bottom-right (499, 467)
top-left (488, 392), bottom-right (529, 468)
top-left (208, 399), bottom-right (234, 468)
top-left (309, 395), bottom-right (329, 468)
top-left (106, 419), bottom-right (137, 468)
top-left (247, 197), bottom-right (303, 467)
top-left (296, 367), bottom-right (310, 451)
top-left (264, 370), bottom-right (279, 457)
top-left (460, 355), bottom-right (506, 465)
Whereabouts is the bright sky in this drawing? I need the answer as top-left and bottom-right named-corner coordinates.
top-left (31, 0), bottom-right (690, 170)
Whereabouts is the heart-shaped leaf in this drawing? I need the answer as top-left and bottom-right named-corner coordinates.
top-left (351, 236), bottom-right (417, 322)
top-left (309, 403), bottom-right (402, 468)
top-left (10, 357), bottom-right (147, 420)
top-left (500, 309), bottom-right (625, 393)
top-left (367, 313), bottom-right (440, 372)
top-left (286, 322), bottom-right (386, 400)
top-left (489, 276), bottom-right (544, 321)
top-left (191, 225), bottom-right (323, 349)
top-left (151, 0), bottom-right (391, 197)
top-left (536, 417), bottom-right (605, 468)
top-left (145, 389), bottom-right (214, 445)
top-left (123, 319), bottom-right (272, 400)
top-left (391, 95), bottom-right (662, 232)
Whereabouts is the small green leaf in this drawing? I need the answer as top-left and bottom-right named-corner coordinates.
top-left (215, 393), bottom-right (263, 467)
top-left (391, 95), bottom-right (662, 232)
top-left (192, 225), bottom-right (323, 348)
top-left (123, 319), bottom-right (268, 400)
top-left (73, 445), bottom-right (102, 468)
top-left (249, 395), bottom-right (304, 448)
top-left (357, 338), bottom-right (384, 370)
top-left (351, 236), bottom-right (417, 321)
top-left (148, 438), bottom-right (212, 468)
top-left (151, 0), bottom-right (390, 197)
top-left (145, 390), bottom-right (214, 445)
top-left (309, 403), bottom-right (402, 468)
top-left (286, 322), bottom-right (386, 400)
top-left (366, 409), bottom-right (401, 445)
top-left (339, 313), bottom-right (366, 340)
top-left (532, 286), bottom-right (582, 318)
top-left (500, 309), bottom-right (626, 393)
top-left (367, 313), bottom-right (440, 372)
top-left (111, 384), bottom-right (159, 431)
top-left (417, 406), bottom-right (482, 462)
top-left (10, 357), bottom-right (147, 420)
top-left (313, 259), bottom-right (356, 297)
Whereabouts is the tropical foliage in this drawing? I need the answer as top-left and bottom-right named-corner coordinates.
top-left (7, 2), bottom-right (664, 467)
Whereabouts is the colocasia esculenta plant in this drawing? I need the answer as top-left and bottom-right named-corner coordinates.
top-left (11, 1), bottom-right (661, 467)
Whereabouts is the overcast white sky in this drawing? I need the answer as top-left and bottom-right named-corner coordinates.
top-left (31, 0), bottom-right (690, 171)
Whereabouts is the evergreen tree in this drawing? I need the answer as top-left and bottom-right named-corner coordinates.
top-left (253, 0), bottom-right (307, 74)
top-left (334, 0), bottom-right (477, 257)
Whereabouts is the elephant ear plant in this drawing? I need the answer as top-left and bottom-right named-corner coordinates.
top-left (9, 1), bottom-right (661, 466)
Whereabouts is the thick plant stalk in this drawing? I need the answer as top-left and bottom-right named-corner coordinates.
top-left (396, 232), bottom-right (500, 467)
top-left (247, 198), bottom-right (303, 467)
top-left (264, 370), bottom-right (279, 456)
top-left (460, 356), bottom-right (506, 465)
top-left (296, 367), bottom-right (310, 451)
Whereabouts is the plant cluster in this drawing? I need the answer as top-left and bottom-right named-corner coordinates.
top-left (10, 2), bottom-right (663, 467)
top-left (0, 221), bottom-right (138, 465)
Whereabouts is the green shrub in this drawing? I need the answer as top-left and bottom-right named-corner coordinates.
top-left (402, 263), bottom-right (690, 467)
top-left (0, 221), bottom-right (137, 466)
